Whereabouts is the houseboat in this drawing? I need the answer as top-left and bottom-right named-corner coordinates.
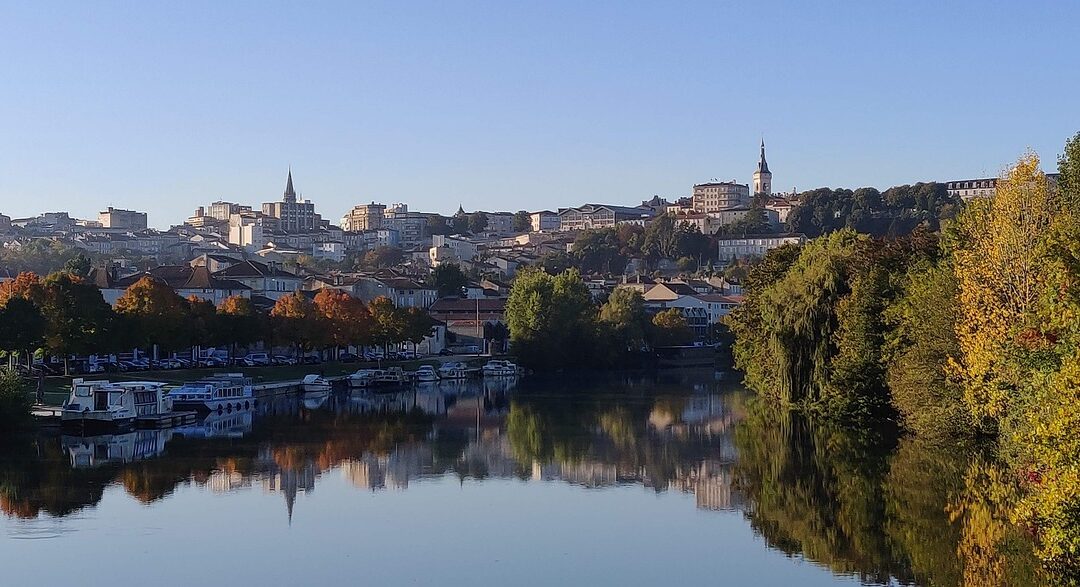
top-left (62, 379), bottom-right (137, 430)
top-left (482, 360), bottom-right (520, 377)
top-left (166, 373), bottom-right (254, 412)
top-left (413, 365), bottom-right (440, 383)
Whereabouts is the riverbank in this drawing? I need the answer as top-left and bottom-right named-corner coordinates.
top-left (36, 355), bottom-right (492, 405)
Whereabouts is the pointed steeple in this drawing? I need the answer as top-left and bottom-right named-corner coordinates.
top-left (284, 169), bottom-right (297, 203)
top-left (757, 139), bottom-right (770, 174)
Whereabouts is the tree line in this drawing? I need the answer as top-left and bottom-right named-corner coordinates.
top-left (504, 268), bottom-right (696, 370)
top-left (727, 133), bottom-right (1080, 579)
top-left (0, 271), bottom-right (438, 375)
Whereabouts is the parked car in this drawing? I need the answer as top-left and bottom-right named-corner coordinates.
top-left (272, 355), bottom-right (297, 366)
top-left (200, 357), bottom-right (227, 368)
top-left (438, 348), bottom-right (453, 356)
top-left (242, 352), bottom-right (271, 366)
top-left (338, 352), bottom-right (359, 363)
top-left (398, 350), bottom-right (417, 360)
top-left (301, 355), bottom-right (322, 365)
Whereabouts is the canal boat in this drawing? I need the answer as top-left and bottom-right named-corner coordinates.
top-left (482, 360), bottom-right (521, 377)
top-left (413, 365), bottom-right (440, 383)
top-left (166, 373), bottom-right (254, 412)
top-left (61, 379), bottom-right (138, 430)
top-left (301, 374), bottom-right (333, 393)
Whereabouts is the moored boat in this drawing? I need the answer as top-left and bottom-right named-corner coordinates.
top-left (438, 361), bottom-right (476, 379)
top-left (166, 373), bottom-right (254, 412)
top-left (301, 374), bottom-right (333, 393)
top-left (347, 369), bottom-right (383, 388)
top-left (373, 366), bottom-right (409, 388)
top-left (482, 360), bottom-right (520, 377)
top-left (413, 365), bottom-right (440, 383)
top-left (61, 379), bottom-right (138, 431)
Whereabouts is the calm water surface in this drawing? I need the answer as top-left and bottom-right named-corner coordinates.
top-left (0, 373), bottom-right (1039, 586)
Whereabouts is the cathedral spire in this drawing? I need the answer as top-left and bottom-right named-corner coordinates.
top-left (757, 139), bottom-right (769, 174)
top-left (284, 168), bottom-right (297, 203)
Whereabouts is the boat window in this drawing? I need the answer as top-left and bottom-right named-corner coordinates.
top-left (110, 392), bottom-right (124, 406)
top-left (75, 386), bottom-right (92, 397)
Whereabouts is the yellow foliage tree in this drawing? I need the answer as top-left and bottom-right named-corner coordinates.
top-left (952, 152), bottom-right (1057, 422)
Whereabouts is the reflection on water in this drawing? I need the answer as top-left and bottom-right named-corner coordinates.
top-left (0, 372), bottom-right (1046, 585)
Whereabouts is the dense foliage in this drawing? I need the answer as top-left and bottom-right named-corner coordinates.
top-left (727, 133), bottom-right (1080, 580)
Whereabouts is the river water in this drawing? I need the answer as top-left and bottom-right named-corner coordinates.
top-left (0, 372), bottom-right (1042, 586)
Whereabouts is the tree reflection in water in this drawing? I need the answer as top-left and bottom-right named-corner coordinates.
top-left (0, 374), bottom-right (1050, 585)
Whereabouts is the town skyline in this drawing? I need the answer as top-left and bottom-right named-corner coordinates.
top-left (3, 2), bottom-right (1077, 226)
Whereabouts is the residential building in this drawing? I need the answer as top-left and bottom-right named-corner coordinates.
top-left (312, 241), bottom-right (345, 263)
top-left (0, 213), bottom-right (10, 231)
top-left (97, 207), bottom-right (147, 230)
top-left (717, 233), bottom-right (805, 261)
top-left (764, 196), bottom-right (795, 225)
top-left (213, 259), bottom-right (302, 300)
top-left (383, 205), bottom-right (427, 247)
top-left (431, 234), bottom-right (479, 261)
top-left (529, 210), bottom-right (560, 232)
top-left (229, 213), bottom-right (269, 251)
top-left (692, 182), bottom-right (750, 213)
top-left (945, 173), bottom-right (1058, 201)
top-left (752, 140), bottom-right (772, 196)
top-left (558, 204), bottom-right (654, 232)
top-left (484, 212), bottom-right (515, 235)
top-left (89, 265), bottom-right (251, 306)
top-left (262, 170), bottom-right (323, 233)
top-left (340, 202), bottom-right (386, 231)
top-left (428, 298), bottom-right (507, 343)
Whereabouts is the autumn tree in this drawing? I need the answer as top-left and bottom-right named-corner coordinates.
top-left (270, 292), bottom-right (322, 356)
top-left (952, 153), bottom-right (1058, 422)
top-left (0, 272), bottom-right (43, 307)
top-left (313, 289), bottom-right (372, 354)
top-left (115, 276), bottom-right (191, 354)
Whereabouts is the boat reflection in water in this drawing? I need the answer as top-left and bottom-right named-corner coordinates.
top-left (61, 429), bottom-right (177, 469)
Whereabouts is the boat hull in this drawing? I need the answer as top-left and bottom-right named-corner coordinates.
top-left (61, 410), bottom-right (136, 432)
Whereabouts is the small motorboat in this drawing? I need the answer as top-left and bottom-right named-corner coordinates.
top-left (482, 360), bottom-right (520, 377)
top-left (301, 374), bottom-right (333, 393)
top-left (438, 361), bottom-right (474, 379)
top-left (413, 365), bottom-right (440, 383)
top-left (373, 367), bottom-right (409, 388)
top-left (347, 369), bottom-right (383, 388)
top-left (61, 379), bottom-right (137, 431)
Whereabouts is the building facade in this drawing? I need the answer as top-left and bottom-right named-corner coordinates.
top-left (98, 207), bottom-right (148, 230)
top-left (691, 182), bottom-right (750, 213)
top-left (717, 233), bottom-right (805, 261)
top-left (262, 171), bottom-right (322, 233)
top-left (340, 202), bottom-right (386, 232)
top-left (557, 204), bottom-right (653, 232)
top-left (529, 210), bottom-right (560, 232)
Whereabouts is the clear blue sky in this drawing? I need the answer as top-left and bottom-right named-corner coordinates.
top-left (2, 1), bottom-right (1077, 228)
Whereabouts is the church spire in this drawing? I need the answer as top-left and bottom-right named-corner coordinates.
top-left (284, 168), bottom-right (297, 203)
top-left (757, 139), bottom-right (770, 174)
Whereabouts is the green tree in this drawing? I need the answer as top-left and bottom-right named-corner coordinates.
top-left (468, 212), bottom-right (489, 234)
top-left (369, 296), bottom-right (405, 352)
top-left (41, 272), bottom-right (116, 373)
top-left (506, 268), bottom-right (597, 369)
top-left (650, 308), bottom-right (693, 346)
top-left (0, 368), bottom-right (31, 435)
top-left (599, 288), bottom-right (648, 351)
top-left (571, 228), bottom-right (625, 274)
top-left (430, 263), bottom-right (468, 298)
top-left (63, 254), bottom-right (92, 276)
top-left (362, 246), bottom-right (404, 269)
top-left (217, 296), bottom-right (263, 358)
top-left (0, 297), bottom-right (46, 369)
top-left (512, 210), bottom-right (532, 232)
